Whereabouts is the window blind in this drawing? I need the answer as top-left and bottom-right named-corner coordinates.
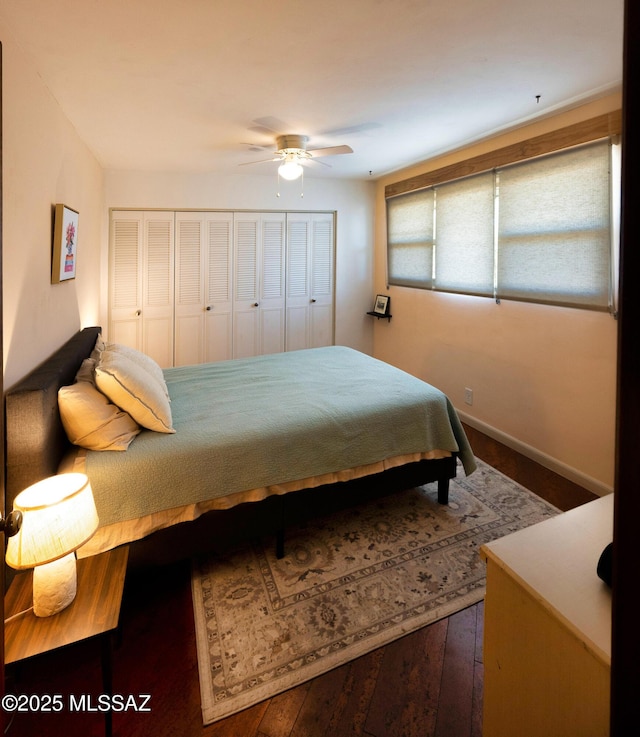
top-left (496, 140), bottom-right (612, 310)
top-left (386, 189), bottom-right (434, 288)
top-left (434, 171), bottom-right (495, 297)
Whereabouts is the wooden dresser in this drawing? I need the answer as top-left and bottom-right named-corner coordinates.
top-left (481, 494), bottom-right (613, 737)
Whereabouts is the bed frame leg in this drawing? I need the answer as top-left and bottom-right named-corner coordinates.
top-left (437, 478), bottom-right (449, 505)
top-left (275, 496), bottom-right (286, 558)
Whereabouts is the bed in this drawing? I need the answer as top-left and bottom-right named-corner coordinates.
top-left (4, 327), bottom-right (476, 565)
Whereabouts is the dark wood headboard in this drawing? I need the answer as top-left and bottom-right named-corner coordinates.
top-left (4, 327), bottom-right (101, 513)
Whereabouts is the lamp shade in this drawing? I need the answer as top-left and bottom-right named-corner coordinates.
top-left (6, 473), bottom-right (99, 570)
top-left (278, 157), bottom-right (304, 181)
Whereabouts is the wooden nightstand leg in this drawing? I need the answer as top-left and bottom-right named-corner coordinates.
top-left (101, 632), bottom-right (114, 737)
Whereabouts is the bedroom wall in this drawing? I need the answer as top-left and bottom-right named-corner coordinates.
top-left (102, 171), bottom-right (376, 354)
top-left (1, 22), bottom-right (104, 390)
top-left (373, 93), bottom-right (622, 495)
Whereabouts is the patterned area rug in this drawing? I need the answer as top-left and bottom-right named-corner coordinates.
top-left (191, 458), bottom-right (558, 724)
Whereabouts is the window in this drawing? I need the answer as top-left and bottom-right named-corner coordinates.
top-left (386, 189), bottom-right (434, 289)
top-left (386, 138), bottom-right (616, 312)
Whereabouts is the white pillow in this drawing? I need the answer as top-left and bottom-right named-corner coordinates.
top-left (103, 343), bottom-right (170, 399)
top-left (59, 382), bottom-right (141, 451)
top-left (95, 350), bottom-right (175, 433)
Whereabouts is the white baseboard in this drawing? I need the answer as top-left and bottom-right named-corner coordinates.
top-left (457, 411), bottom-right (613, 498)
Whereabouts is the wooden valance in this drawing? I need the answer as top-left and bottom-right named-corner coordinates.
top-left (385, 110), bottom-right (622, 199)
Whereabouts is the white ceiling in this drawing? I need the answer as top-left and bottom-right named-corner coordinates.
top-left (0, 0), bottom-right (624, 180)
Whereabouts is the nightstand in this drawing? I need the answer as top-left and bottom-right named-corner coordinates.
top-left (4, 545), bottom-right (129, 737)
top-left (481, 497), bottom-right (612, 737)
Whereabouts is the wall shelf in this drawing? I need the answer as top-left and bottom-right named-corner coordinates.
top-left (366, 311), bottom-right (392, 322)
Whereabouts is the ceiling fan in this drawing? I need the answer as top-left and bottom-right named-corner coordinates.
top-left (241, 133), bottom-right (353, 180)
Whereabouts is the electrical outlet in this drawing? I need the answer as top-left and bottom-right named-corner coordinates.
top-left (464, 387), bottom-right (473, 406)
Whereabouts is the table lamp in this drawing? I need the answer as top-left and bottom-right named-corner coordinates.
top-left (5, 473), bottom-right (99, 617)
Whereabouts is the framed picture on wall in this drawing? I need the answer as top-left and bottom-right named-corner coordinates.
top-left (51, 204), bottom-right (79, 283)
top-left (373, 294), bottom-right (390, 316)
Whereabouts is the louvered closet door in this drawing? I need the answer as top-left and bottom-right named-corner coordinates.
top-left (109, 211), bottom-right (174, 367)
top-left (308, 213), bottom-right (335, 348)
top-left (233, 212), bottom-right (285, 358)
top-left (286, 216), bottom-right (311, 351)
top-left (110, 211), bottom-right (144, 350)
top-left (204, 213), bottom-right (233, 363)
top-left (175, 213), bottom-right (205, 366)
top-left (141, 213), bottom-right (175, 367)
top-left (175, 212), bottom-right (234, 366)
top-left (285, 213), bottom-right (335, 351)
top-left (259, 213), bottom-right (286, 355)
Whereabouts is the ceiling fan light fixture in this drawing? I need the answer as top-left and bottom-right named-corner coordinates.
top-left (278, 156), bottom-right (304, 180)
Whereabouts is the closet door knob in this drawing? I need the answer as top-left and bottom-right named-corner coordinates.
top-left (135, 309), bottom-right (142, 316)
top-left (252, 302), bottom-right (259, 307)
top-left (206, 305), bottom-right (212, 311)
top-left (310, 298), bottom-right (317, 303)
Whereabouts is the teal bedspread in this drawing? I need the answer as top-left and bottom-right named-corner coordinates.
top-left (85, 347), bottom-right (475, 528)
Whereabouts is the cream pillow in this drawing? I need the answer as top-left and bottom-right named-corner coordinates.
top-left (90, 333), bottom-right (106, 362)
top-left (103, 343), bottom-right (170, 399)
top-left (59, 382), bottom-right (141, 451)
top-left (75, 357), bottom-right (96, 383)
top-left (95, 350), bottom-right (175, 433)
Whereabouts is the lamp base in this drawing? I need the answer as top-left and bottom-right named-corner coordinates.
top-left (33, 553), bottom-right (77, 617)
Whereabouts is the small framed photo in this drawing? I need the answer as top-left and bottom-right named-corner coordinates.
top-left (51, 204), bottom-right (79, 283)
top-left (373, 294), bottom-right (390, 315)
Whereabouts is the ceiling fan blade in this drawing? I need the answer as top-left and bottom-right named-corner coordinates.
top-left (249, 116), bottom-right (290, 136)
top-left (320, 122), bottom-right (382, 137)
top-left (240, 142), bottom-right (272, 152)
top-left (238, 156), bottom-right (280, 167)
top-left (308, 145), bottom-right (354, 158)
top-left (306, 157), bottom-right (331, 168)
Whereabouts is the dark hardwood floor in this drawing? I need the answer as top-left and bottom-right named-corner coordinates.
top-left (5, 426), bottom-right (597, 737)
